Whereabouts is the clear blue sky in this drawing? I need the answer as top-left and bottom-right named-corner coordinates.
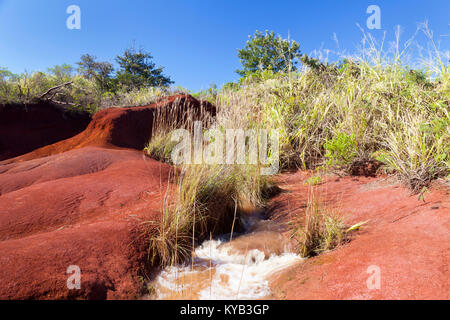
top-left (0, 0), bottom-right (448, 91)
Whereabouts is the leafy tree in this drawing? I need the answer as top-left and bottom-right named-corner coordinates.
top-left (115, 46), bottom-right (173, 90)
top-left (236, 30), bottom-right (301, 77)
top-left (0, 68), bottom-right (18, 102)
top-left (77, 54), bottom-right (114, 92)
top-left (47, 64), bottom-right (74, 83)
top-left (0, 67), bottom-right (14, 81)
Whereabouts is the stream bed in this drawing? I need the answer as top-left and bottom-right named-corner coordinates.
top-left (151, 212), bottom-right (303, 300)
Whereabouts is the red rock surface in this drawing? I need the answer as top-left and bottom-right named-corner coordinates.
top-left (0, 94), bottom-right (211, 299)
top-left (269, 172), bottom-right (450, 300)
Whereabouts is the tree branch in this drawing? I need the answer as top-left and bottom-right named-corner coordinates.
top-left (39, 81), bottom-right (73, 100)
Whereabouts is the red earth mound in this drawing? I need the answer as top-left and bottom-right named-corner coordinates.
top-left (0, 94), bottom-right (213, 299)
top-left (0, 102), bottom-right (91, 161)
top-left (0, 147), bottom-right (174, 299)
top-left (1, 94), bottom-right (215, 164)
top-left (269, 172), bottom-right (450, 300)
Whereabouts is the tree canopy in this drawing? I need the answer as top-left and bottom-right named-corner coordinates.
top-left (115, 47), bottom-right (173, 90)
top-left (77, 54), bottom-right (114, 91)
top-left (236, 30), bottom-right (301, 77)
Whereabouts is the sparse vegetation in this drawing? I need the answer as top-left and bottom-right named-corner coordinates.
top-left (291, 192), bottom-right (362, 257)
top-left (304, 175), bottom-right (323, 186)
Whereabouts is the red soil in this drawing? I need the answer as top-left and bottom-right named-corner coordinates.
top-left (1, 94), bottom-right (214, 164)
top-left (0, 94), bottom-right (212, 299)
top-left (0, 102), bottom-right (91, 161)
top-left (269, 172), bottom-right (450, 300)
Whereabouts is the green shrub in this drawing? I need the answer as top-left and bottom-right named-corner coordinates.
top-left (324, 132), bottom-right (358, 169)
top-left (304, 175), bottom-right (323, 186)
top-left (144, 132), bottom-right (177, 164)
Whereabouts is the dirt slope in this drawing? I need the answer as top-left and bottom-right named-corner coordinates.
top-left (0, 94), bottom-right (212, 299)
top-left (1, 94), bottom-right (215, 164)
top-left (269, 172), bottom-right (450, 300)
top-left (0, 102), bottom-right (91, 161)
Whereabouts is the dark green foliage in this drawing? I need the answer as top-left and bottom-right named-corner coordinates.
top-left (300, 54), bottom-right (328, 72)
top-left (324, 132), bottom-right (358, 168)
top-left (115, 47), bottom-right (173, 90)
top-left (77, 54), bottom-right (114, 92)
top-left (236, 30), bottom-right (301, 77)
top-left (47, 64), bottom-right (74, 82)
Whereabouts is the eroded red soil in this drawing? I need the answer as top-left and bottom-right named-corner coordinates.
top-left (2, 95), bottom-right (215, 165)
top-left (269, 172), bottom-right (449, 300)
top-left (0, 95), bottom-right (211, 299)
top-left (0, 102), bottom-right (91, 161)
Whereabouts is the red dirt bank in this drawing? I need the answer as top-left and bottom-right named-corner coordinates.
top-left (0, 102), bottom-right (91, 161)
top-left (0, 95), bottom-right (211, 299)
top-left (269, 172), bottom-right (449, 300)
top-left (2, 95), bottom-right (215, 164)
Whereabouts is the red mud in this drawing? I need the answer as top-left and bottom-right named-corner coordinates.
top-left (269, 172), bottom-right (450, 300)
top-left (0, 102), bottom-right (91, 161)
top-left (0, 95), bottom-right (211, 299)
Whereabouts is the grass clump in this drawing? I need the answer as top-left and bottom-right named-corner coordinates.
top-left (291, 193), bottom-right (363, 257)
top-left (141, 97), bottom-right (272, 267)
top-left (375, 115), bottom-right (449, 192)
top-left (143, 164), bottom-right (268, 267)
top-left (304, 175), bottom-right (323, 186)
top-left (144, 133), bottom-right (177, 164)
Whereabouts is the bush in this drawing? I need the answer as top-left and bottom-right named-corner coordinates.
top-left (324, 132), bottom-right (358, 170)
top-left (375, 115), bottom-right (449, 192)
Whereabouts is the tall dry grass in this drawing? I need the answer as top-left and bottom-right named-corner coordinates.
top-left (143, 99), bottom-right (271, 267)
top-left (290, 191), bottom-right (366, 257)
top-left (214, 25), bottom-right (449, 191)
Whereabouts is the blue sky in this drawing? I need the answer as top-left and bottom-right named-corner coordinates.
top-left (0, 0), bottom-right (448, 91)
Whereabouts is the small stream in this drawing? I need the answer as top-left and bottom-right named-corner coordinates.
top-left (151, 212), bottom-right (303, 300)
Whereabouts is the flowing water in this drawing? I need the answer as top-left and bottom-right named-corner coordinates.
top-left (151, 212), bottom-right (303, 300)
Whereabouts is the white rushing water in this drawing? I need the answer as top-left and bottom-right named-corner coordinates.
top-left (154, 237), bottom-right (302, 300)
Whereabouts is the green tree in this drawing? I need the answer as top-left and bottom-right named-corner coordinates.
top-left (0, 68), bottom-right (18, 102)
top-left (115, 46), bottom-right (173, 90)
top-left (77, 54), bottom-right (114, 92)
top-left (236, 30), bottom-right (301, 77)
top-left (47, 64), bottom-right (73, 83)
